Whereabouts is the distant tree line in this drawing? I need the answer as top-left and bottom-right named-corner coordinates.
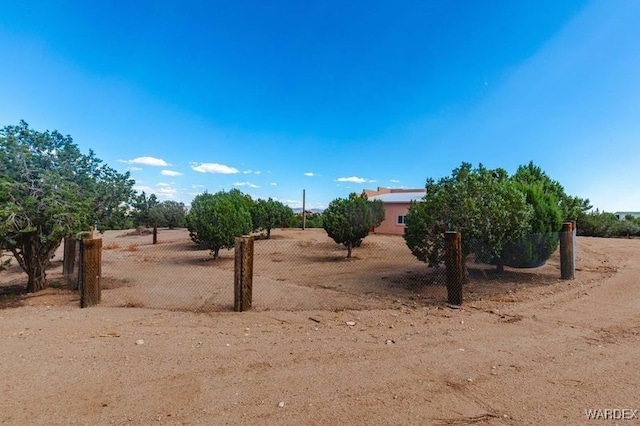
top-left (576, 211), bottom-right (640, 238)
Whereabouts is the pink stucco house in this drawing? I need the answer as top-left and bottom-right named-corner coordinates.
top-left (364, 187), bottom-right (426, 235)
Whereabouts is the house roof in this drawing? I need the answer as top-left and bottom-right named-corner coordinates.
top-left (368, 191), bottom-right (425, 203)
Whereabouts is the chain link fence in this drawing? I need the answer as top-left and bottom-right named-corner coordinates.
top-left (39, 227), bottom-right (572, 313)
top-left (461, 232), bottom-right (566, 303)
top-left (96, 228), bottom-right (448, 312)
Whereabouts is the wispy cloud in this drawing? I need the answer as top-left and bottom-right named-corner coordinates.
top-left (133, 184), bottom-right (154, 193)
top-left (283, 199), bottom-right (302, 208)
top-left (123, 156), bottom-right (169, 167)
top-left (270, 182), bottom-right (277, 186)
top-left (243, 170), bottom-right (261, 175)
top-left (129, 166), bottom-right (143, 172)
top-left (133, 182), bottom-right (177, 198)
top-left (156, 185), bottom-right (177, 198)
top-left (304, 172), bottom-right (319, 177)
top-left (191, 162), bottom-right (239, 174)
top-left (234, 181), bottom-right (260, 188)
top-left (390, 179), bottom-right (400, 183)
top-left (336, 176), bottom-right (376, 184)
top-left (191, 184), bottom-right (205, 189)
top-left (161, 170), bottom-right (183, 177)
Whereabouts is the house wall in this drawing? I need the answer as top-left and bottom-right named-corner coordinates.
top-left (374, 203), bottom-right (411, 235)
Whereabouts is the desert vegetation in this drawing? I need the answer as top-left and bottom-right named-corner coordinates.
top-left (404, 162), bottom-right (590, 271)
top-left (0, 121), bottom-right (134, 291)
top-left (321, 192), bottom-right (384, 258)
top-left (0, 120), bottom-right (624, 297)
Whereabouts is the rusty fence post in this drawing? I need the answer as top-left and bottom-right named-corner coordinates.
top-left (79, 238), bottom-right (102, 308)
top-left (445, 231), bottom-right (464, 306)
top-left (560, 222), bottom-right (575, 280)
top-left (572, 220), bottom-right (577, 273)
top-left (234, 236), bottom-right (254, 312)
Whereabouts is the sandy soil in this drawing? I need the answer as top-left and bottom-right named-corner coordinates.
top-left (1, 229), bottom-right (639, 425)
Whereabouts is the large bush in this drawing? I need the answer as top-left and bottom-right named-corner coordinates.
top-left (405, 162), bottom-right (587, 271)
top-left (185, 190), bottom-right (253, 259)
top-left (251, 198), bottom-right (294, 238)
top-left (323, 193), bottom-right (375, 258)
top-left (404, 163), bottom-right (532, 270)
top-left (500, 180), bottom-right (562, 268)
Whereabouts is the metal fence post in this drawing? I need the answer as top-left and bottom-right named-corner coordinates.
top-left (560, 222), bottom-right (575, 280)
top-left (80, 238), bottom-right (102, 308)
top-left (63, 237), bottom-right (78, 289)
top-left (234, 236), bottom-right (254, 312)
top-left (445, 231), bottom-right (464, 306)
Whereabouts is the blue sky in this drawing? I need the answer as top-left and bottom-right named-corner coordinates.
top-left (1, 0), bottom-right (639, 211)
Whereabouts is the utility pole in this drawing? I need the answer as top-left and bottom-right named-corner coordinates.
top-left (302, 189), bottom-right (306, 230)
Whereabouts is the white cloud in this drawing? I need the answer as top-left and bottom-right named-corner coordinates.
top-left (243, 170), bottom-right (262, 175)
top-left (390, 179), bottom-right (400, 183)
top-left (129, 166), bottom-right (143, 172)
top-left (133, 183), bottom-right (176, 198)
top-left (156, 186), bottom-right (177, 197)
top-left (304, 172), bottom-right (318, 177)
top-left (191, 162), bottom-right (239, 174)
top-left (283, 199), bottom-right (302, 208)
top-left (234, 181), bottom-right (260, 188)
top-left (192, 184), bottom-right (205, 189)
top-left (126, 156), bottom-right (169, 167)
top-left (270, 182), bottom-right (277, 186)
top-left (161, 170), bottom-right (183, 177)
top-left (336, 176), bottom-right (375, 184)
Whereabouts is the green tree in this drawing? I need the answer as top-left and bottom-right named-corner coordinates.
top-left (85, 158), bottom-right (136, 231)
top-left (131, 191), bottom-right (159, 227)
top-left (290, 211), bottom-right (324, 228)
top-left (149, 200), bottom-right (186, 229)
top-left (500, 181), bottom-right (562, 267)
top-left (185, 190), bottom-right (253, 259)
top-left (0, 121), bottom-right (134, 291)
top-left (404, 163), bottom-right (532, 271)
top-left (512, 161), bottom-right (591, 221)
top-left (322, 193), bottom-right (375, 258)
top-left (368, 197), bottom-right (386, 228)
top-left (251, 198), bottom-right (294, 238)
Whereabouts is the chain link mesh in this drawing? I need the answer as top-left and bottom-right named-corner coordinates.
top-left (45, 228), bottom-right (572, 312)
top-left (463, 232), bottom-right (564, 302)
top-left (95, 228), bottom-right (449, 312)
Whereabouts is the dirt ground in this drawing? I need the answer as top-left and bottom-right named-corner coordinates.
top-left (1, 229), bottom-right (639, 425)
